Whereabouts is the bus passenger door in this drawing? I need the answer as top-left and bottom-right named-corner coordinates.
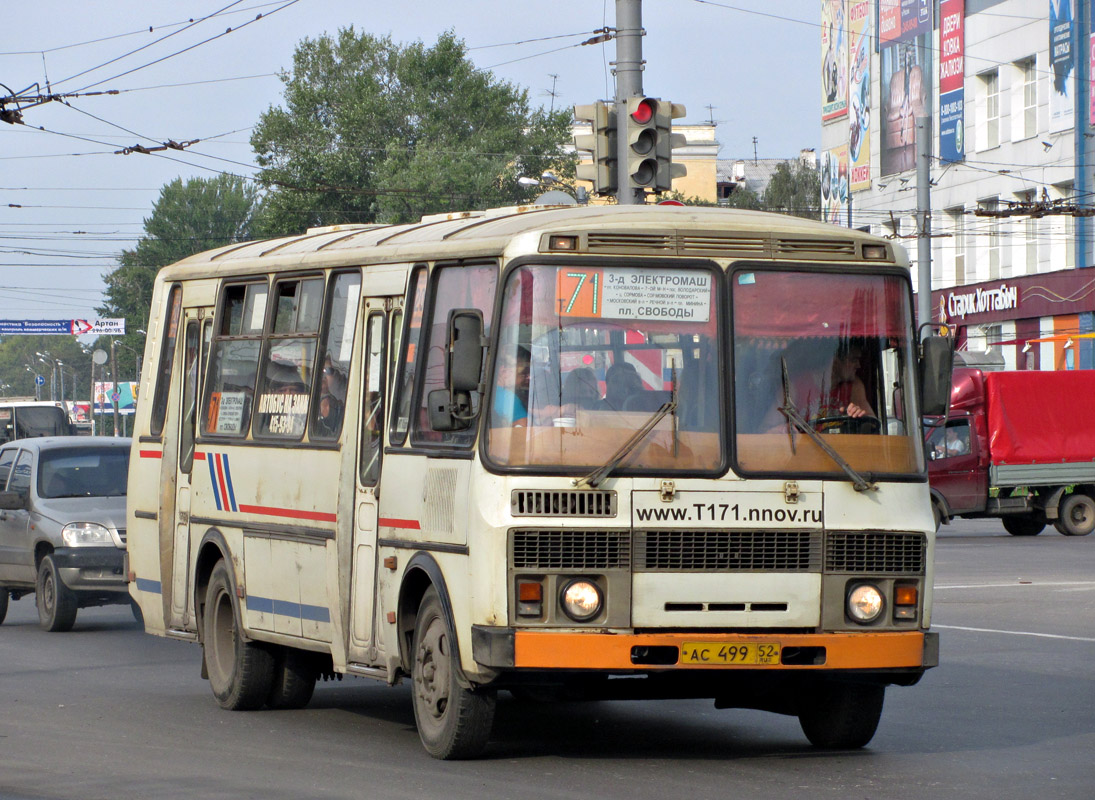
top-left (169, 312), bottom-right (207, 628)
top-left (347, 302), bottom-right (393, 664)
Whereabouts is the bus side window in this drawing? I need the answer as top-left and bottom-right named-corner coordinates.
top-left (360, 312), bottom-right (386, 485)
top-left (202, 282), bottom-right (267, 437)
top-left (254, 277), bottom-right (324, 439)
top-left (412, 264), bottom-right (497, 447)
top-left (312, 271), bottom-right (361, 441)
top-left (179, 322), bottom-right (200, 473)
top-left (390, 267), bottom-right (427, 447)
top-left (150, 285), bottom-right (183, 437)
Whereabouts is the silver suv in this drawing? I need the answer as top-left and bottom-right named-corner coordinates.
top-left (0, 436), bottom-right (131, 631)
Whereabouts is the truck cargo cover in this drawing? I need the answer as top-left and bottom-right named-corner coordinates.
top-left (986, 370), bottom-right (1095, 464)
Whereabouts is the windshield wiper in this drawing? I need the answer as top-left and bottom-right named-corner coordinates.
top-left (779, 357), bottom-right (877, 493)
top-left (575, 386), bottom-right (679, 490)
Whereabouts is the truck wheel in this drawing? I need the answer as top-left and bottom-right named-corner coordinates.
top-left (0, 589), bottom-right (8, 625)
top-left (1056, 493), bottom-right (1095, 536)
top-left (798, 681), bottom-right (885, 749)
top-left (36, 555), bottom-right (78, 632)
top-left (1003, 516), bottom-right (1045, 536)
top-left (203, 560), bottom-right (274, 710)
top-left (266, 647), bottom-right (317, 710)
top-left (411, 587), bottom-right (496, 759)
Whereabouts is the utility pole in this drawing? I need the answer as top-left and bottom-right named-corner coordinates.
top-left (615, 0), bottom-right (644, 205)
top-left (916, 116), bottom-right (932, 336)
top-left (110, 338), bottom-right (120, 437)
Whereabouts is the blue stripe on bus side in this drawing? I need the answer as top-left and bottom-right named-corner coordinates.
top-left (134, 577), bottom-right (162, 594)
top-left (246, 595), bottom-right (330, 624)
top-left (207, 454), bottom-right (222, 511)
top-left (221, 453), bottom-right (238, 512)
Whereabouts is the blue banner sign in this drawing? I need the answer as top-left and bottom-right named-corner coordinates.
top-left (0, 319), bottom-right (126, 336)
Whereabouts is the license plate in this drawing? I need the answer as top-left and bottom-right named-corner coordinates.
top-left (680, 642), bottom-right (781, 666)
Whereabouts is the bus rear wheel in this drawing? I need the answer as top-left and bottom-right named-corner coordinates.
top-left (411, 587), bottom-right (495, 759)
top-left (797, 680), bottom-right (885, 749)
top-left (0, 589), bottom-right (8, 625)
top-left (266, 647), bottom-right (317, 710)
top-left (203, 560), bottom-right (274, 711)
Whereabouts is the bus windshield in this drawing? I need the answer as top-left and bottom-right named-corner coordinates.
top-left (0, 405), bottom-right (71, 444)
top-left (732, 267), bottom-right (924, 477)
top-left (485, 263), bottom-right (725, 474)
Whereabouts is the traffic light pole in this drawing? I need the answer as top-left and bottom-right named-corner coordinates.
top-left (615, 0), bottom-right (644, 205)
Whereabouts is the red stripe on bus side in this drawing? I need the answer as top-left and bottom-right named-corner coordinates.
top-left (237, 504), bottom-right (338, 523)
top-left (378, 517), bottom-right (421, 530)
top-left (139, 450), bottom-right (162, 459)
top-left (194, 452), bottom-right (207, 460)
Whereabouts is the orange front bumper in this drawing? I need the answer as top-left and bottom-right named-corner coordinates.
top-left (513, 630), bottom-right (930, 670)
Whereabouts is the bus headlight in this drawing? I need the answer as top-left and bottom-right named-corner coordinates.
top-left (846, 583), bottom-right (884, 623)
top-left (560, 579), bottom-right (602, 621)
top-left (61, 522), bottom-right (114, 547)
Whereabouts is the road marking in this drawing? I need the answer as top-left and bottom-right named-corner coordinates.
top-left (933, 624), bottom-right (1095, 643)
top-left (935, 581), bottom-right (1095, 590)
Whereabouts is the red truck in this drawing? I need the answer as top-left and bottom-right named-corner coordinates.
top-left (927, 368), bottom-right (1095, 536)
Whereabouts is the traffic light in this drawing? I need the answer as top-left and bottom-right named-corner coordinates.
top-left (624, 97), bottom-right (688, 194)
top-left (653, 101), bottom-right (688, 193)
top-left (573, 101), bottom-right (617, 196)
top-left (624, 97), bottom-right (659, 191)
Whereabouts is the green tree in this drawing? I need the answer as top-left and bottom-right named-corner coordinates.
top-left (97, 174), bottom-right (259, 358)
top-left (250, 29), bottom-right (575, 234)
top-left (0, 335), bottom-right (90, 402)
top-left (762, 161), bottom-right (821, 220)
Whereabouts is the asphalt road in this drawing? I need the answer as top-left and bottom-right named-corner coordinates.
top-left (1, 517), bottom-right (1093, 800)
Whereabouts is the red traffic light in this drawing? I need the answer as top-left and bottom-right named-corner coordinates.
top-left (630, 98), bottom-right (655, 124)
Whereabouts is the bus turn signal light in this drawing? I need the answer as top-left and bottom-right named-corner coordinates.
top-left (894, 585), bottom-right (918, 620)
top-left (518, 580), bottom-right (543, 617)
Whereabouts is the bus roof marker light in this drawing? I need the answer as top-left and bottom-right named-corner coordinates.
top-left (549, 235), bottom-right (578, 251)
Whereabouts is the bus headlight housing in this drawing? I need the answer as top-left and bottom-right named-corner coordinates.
top-left (846, 583), bottom-right (884, 624)
top-left (61, 522), bottom-right (114, 547)
top-left (560, 579), bottom-right (603, 621)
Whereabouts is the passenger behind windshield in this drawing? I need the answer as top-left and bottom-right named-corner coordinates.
top-left (492, 346), bottom-right (531, 427)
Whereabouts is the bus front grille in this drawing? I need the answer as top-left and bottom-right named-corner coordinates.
top-left (634, 530), bottom-right (821, 572)
top-left (512, 529), bottom-right (630, 569)
top-left (825, 532), bottom-right (925, 574)
top-left (511, 489), bottom-right (617, 517)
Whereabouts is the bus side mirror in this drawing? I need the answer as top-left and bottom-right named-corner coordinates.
top-left (449, 310), bottom-right (485, 393)
top-left (919, 335), bottom-right (953, 417)
top-left (428, 310), bottom-right (486, 432)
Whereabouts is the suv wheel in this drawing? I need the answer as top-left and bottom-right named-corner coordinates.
top-left (37, 555), bottom-right (78, 632)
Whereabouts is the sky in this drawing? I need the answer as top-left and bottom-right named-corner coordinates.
top-left (0, 0), bottom-right (819, 322)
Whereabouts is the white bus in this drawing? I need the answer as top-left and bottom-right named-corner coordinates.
top-left (127, 204), bottom-right (952, 759)
top-left (0, 400), bottom-right (74, 445)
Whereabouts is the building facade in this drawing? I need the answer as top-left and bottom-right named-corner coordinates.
top-left (820, 0), bottom-right (1095, 369)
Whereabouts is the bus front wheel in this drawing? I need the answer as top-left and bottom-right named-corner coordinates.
top-left (411, 587), bottom-right (496, 759)
top-left (203, 560), bottom-right (274, 711)
top-left (797, 680), bottom-right (885, 749)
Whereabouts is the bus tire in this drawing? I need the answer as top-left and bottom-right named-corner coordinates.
top-left (203, 560), bottom-right (274, 711)
top-left (37, 555), bottom-right (78, 632)
top-left (411, 587), bottom-right (495, 759)
top-left (1056, 493), bottom-right (1095, 536)
top-left (266, 647), bottom-right (317, 710)
top-left (798, 680), bottom-right (885, 750)
top-left (1002, 515), bottom-right (1045, 536)
top-left (0, 589), bottom-right (8, 625)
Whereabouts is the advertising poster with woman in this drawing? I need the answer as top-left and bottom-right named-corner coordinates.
top-left (879, 0), bottom-right (932, 176)
top-left (821, 145), bottom-right (848, 226)
top-left (822, 0), bottom-right (848, 121)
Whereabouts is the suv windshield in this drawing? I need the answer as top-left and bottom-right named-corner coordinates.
top-left (485, 263), bottom-right (724, 475)
top-left (38, 447), bottom-right (130, 499)
top-left (732, 267), bottom-right (923, 477)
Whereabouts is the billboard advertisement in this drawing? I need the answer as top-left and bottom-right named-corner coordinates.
top-left (879, 0), bottom-right (933, 176)
top-left (821, 145), bottom-right (849, 226)
top-left (822, 0), bottom-right (849, 121)
top-left (939, 0), bottom-right (965, 163)
top-left (1051, 0), bottom-right (1075, 133)
top-left (94, 381), bottom-right (138, 416)
top-left (848, 0), bottom-right (872, 191)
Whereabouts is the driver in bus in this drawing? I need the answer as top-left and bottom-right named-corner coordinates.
top-left (492, 346), bottom-right (531, 427)
top-left (761, 341), bottom-right (873, 432)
